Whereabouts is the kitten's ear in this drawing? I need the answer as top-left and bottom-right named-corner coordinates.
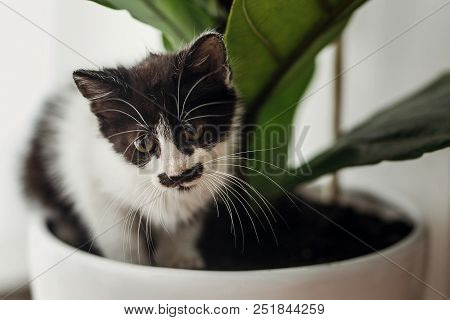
top-left (73, 68), bottom-right (128, 101)
top-left (184, 32), bottom-right (230, 82)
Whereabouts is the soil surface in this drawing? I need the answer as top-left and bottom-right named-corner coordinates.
top-left (199, 194), bottom-right (412, 270)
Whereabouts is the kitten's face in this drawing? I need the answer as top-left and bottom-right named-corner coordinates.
top-left (73, 33), bottom-right (238, 191)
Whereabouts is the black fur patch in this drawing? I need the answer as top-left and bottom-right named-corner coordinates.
top-left (23, 98), bottom-right (100, 254)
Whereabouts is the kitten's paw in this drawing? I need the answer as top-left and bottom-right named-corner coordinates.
top-left (156, 248), bottom-right (205, 270)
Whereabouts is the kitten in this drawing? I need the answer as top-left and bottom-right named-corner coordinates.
top-left (24, 32), bottom-right (240, 268)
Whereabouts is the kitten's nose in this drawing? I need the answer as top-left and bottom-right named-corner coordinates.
top-left (158, 163), bottom-right (203, 188)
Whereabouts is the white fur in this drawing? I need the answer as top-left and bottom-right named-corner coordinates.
top-left (44, 86), bottom-right (240, 267)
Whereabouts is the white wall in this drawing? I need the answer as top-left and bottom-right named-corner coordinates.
top-left (297, 0), bottom-right (450, 298)
top-left (0, 0), bottom-right (448, 298)
top-left (344, 0), bottom-right (450, 299)
top-left (0, 0), bottom-right (56, 291)
top-left (52, 0), bottom-right (163, 85)
top-left (0, 0), bottom-right (162, 292)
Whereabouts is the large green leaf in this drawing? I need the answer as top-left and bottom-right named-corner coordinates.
top-left (88, 0), bottom-right (217, 50)
top-left (224, 0), bottom-right (367, 199)
top-left (282, 73), bottom-right (450, 191)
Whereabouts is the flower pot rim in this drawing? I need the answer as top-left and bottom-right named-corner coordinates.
top-left (32, 181), bottom-right (424, 277)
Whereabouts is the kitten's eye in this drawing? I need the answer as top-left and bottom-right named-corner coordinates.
top-left (185, 123), bottom-right (204, 141)
top-left (134, 135), bottom-right (155, 153)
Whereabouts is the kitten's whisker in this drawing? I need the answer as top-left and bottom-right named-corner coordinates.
top-left (104, 185), bottom-right (153, 259)
top-left (143, 215), bottom-right (152, 264)
top-left (182, 100), bottom-right (234, 120)
top-left (223, 183), bottom-right (245, 251)
top-left (137, 187), bottom-right (164, 208)
top-left (176, 59), bottom-right (184, 120)
top-left (123, 183), bottom-right (156, 261)
top-left (206, 159), bottom-right (284, 227)
top-left (169, 93), bottom-right (179, 115)
top-left (122, 199), bottom-right (139, 261)
top-left (126, 204), bottom-right (143, 261)
top-left (94, 109), bottom-right (147, 129)
top-left (122, 134), bottom-right (147, 158)
top-left (181, 70), bottom-right (219, 118)
top-left (106, 129), bottom-right (147, 139)
top-left (147, 94), bottom-right (166, 112)
top-left (145, 208), bottom-right (156, 262)
top-left (157, 190), bottom-right (173, 238)
top-left (212, 155), bottom-right (304, 180)
top-left (202, 146), bottom-right (285, 165)
top-left (199, 180), bottom-right (220, 218)
top-left (206, 170), bottom-right (279, 245)
top-left (205, 178), bottom-right (237, 246)
top-left (100, 97), bottom-right (150, 128)
top-left (124, 210), bottom-right (137, 261)
top-left (184, 113), bottom-right (233, 122)
top-left (206, 173), bottom-right (260, 245)
top-left (124, 185), bottom-right (155, 261)
top-left (213, 162), bottom-right (297, 222)
top-left (135, 186), bottom-right (159, 264)
top-left (207, 157), bottom-right (298, 226)
top-left (233, 172), bottom-right (281, 224)
top-left (205, 171), bottom-right (266, 230)
top-left (147, 187), bottom-right (162, 252)
top-left (208, 176), bottom-right (245, 250)
top-left (140, 189), bottom-right (157, 259)
top-left (132, 185), bottom-right (165, 263)
top-left (136, 208), bottom-right (144, 264)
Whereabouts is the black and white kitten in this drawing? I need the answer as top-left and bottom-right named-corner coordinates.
top-left (24, 32), bottom-right (240, 268)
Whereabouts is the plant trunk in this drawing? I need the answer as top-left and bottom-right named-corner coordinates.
top-left (330, 38), bottom-right (343, 202)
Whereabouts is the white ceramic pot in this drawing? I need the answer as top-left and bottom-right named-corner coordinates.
top-left (28, 184), bottom-right (428, 299)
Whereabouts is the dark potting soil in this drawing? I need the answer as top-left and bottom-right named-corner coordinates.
top-left (199, 194), bottom-right (413, 271)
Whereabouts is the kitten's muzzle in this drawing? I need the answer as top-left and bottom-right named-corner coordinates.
top-left (158, 163), bottom-right (204, 188)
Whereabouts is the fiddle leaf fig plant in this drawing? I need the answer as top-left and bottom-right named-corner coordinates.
top-left (89, 0), bottom-right (450, 200)
top-left (89, 0), bottom-right (224, 50)
top-left (225, 0), bottom-right (367, 196)
top-left (282, 73), bottom-right (450, 191)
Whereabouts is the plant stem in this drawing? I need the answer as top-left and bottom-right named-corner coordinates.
top-left (331, 38), bottom-right (343, 202)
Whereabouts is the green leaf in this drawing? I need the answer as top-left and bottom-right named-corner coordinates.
top-left (224, 0), bottom-right (367, 199)
top-left (192, 0), bottom-right (225, 20)
top-left (161, 33), bottom-right (176, 52)
top-left (283, 73), bottom-right (450, 190)
top-left (88, 0), bottom-right (218, 50)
